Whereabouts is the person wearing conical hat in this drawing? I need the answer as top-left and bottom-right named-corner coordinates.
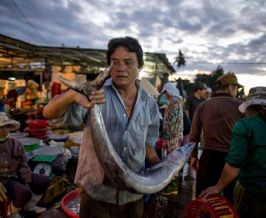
top-left (0, 112), bottom-right (49, 217)
top-left (200, 86), bottom-right (266, 218)
top-left (160, 82), bottom-right (183, 154)
top-left (159, 82), bottom-right (183, 196)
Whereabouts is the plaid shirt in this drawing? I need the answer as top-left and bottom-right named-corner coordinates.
top-left (63, 80), bottom-right (160, 205)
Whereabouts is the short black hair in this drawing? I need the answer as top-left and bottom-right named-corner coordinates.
top-left (107, 36), bottom-right (144, 68)
top-left (193, 82), bottom-right (207, 91)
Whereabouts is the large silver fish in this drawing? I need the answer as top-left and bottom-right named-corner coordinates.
top-left (58, 68), bottom-right (195, 194)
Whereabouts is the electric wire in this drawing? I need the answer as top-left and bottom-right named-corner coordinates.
top-left (10, 0), bottom-right (49, 44)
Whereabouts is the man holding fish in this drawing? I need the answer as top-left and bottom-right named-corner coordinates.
top-left (43, 36), bottom-right (161, 218)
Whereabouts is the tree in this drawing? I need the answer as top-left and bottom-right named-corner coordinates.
top-left (194, 65), bottom-right (224, 91)
top-left (174, 50), bottom-right (186, 68)
top-left (181, 78), bottom-right (194, 97)
top-left (174, 50), bottom-right (186, 96)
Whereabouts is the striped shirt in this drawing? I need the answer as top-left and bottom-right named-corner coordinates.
top-left (63, 80), bottom-right (160, 204)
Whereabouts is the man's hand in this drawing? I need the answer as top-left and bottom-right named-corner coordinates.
top-left (190, 157), bottom-right (199, 170)
top-left (43, 88), bottom-right (105, 119)
top-left (74, 88), bottom-right (106, 109)
top-left (0, 182), bottom-right (7, 202)
top-left (199, 185), bottom-right (222, 199)
top-left (146, 145), bottom-right (161, 166)
top-left (7, 201), bottom-right (19, 216)
top-left (89, 89), bottom-right (106, 106)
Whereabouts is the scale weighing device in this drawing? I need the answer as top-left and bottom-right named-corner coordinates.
top-left (31, 145), bottom-right (66, 178)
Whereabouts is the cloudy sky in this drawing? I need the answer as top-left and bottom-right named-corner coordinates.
top-left (1, 0), bottom-right (266, 89)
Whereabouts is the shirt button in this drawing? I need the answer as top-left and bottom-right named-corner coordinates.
top-left (124, 147), bottom-right (127, 151)
top-left (124, 114), bottom-right (126, 117)
top-left (5, 168), bottom-right (7, 171)
top-left (5, 161), bottom-right (7, 164)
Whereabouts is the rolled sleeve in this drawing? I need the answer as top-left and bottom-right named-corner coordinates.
top-left (62, 104), bottom-right (88, 128)
top-left (146, 100), bottom-right (160, 147)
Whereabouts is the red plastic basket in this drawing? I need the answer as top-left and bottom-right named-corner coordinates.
top-left (25, 127), bottom-right (48, 137)
top-left (184, 194), bottom-right (239, 218)
top-left (27, 119), bottom-right (49, 129)
top-left (61, 189), bottom-right (80, 218)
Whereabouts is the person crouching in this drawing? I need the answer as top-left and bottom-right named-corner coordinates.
top-left (0, 112), bottom-right (49, 217)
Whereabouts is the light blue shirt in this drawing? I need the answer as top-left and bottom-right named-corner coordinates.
top-left (63, 80), bottom-right (160, 204)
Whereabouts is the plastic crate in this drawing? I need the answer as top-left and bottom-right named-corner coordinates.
top-left (41, 176), bottom-right (67, 204)
top-left (55, 176), bottom-right (67, 195)
top-left (184, 194), bottom-right (239, 218)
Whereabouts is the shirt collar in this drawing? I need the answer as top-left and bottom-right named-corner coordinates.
top-left (212, 92), bottom-right (232, 98)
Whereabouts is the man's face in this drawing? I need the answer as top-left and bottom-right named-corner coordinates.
top-left (199, 89), bottom-right (207, 98)
top-left (229, 85), bottom-right (238, 98)
top-left (110, 46), bottom-right (139, 88)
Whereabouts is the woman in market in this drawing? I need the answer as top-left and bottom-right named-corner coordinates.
top-left (158, 82), bottom-right (183, 195)
top-left (200, 86), bottom-right (266, 218)
top-left (0, 112), bottom-right (49, 217)
top-left (159, 82), bottom-right (183, 155)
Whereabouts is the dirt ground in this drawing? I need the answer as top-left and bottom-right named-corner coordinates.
top-left (143, 163), bottom-right (196, 218)
top-left (19, 161), bottom-right (196, 218)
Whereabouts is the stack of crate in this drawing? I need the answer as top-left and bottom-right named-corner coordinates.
top-left (41, 176), bottom-right (67, 205)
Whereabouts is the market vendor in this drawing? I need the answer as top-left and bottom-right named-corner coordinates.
top-left (6, 89), bottom-right (18, 110)
top-left (0, 112), bottom-right (49, 217)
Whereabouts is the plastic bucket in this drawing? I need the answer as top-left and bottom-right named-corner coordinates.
top-left (61, 189), bottom-right (80, 218)
top-left (17, 137), bottom-right (40, 152)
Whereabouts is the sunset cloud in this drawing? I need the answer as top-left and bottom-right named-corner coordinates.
top-left (1, 0), bottom-right (266, 77)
